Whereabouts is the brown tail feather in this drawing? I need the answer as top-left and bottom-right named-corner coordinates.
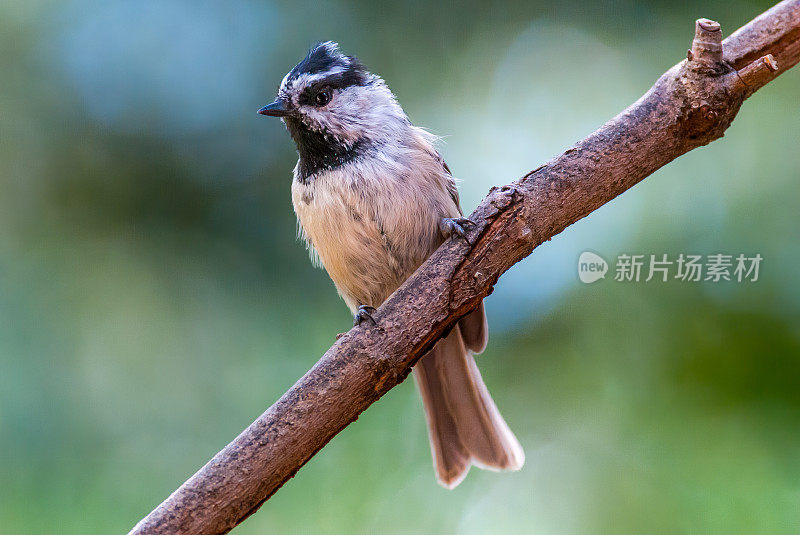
top-left (458, 301), bottom-right (488, 354)
top-left (413, 322), bottom-right (524, 488)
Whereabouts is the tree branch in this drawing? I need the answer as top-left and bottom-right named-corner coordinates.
top-left (130, 2), bottom-right (800, 533)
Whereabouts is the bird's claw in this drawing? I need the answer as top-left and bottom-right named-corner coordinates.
top-left (440, 217), bottom-right (476, 244)
top-left (353, 305), bottom-right (377, 327)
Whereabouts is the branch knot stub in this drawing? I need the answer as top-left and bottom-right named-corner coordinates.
top-left (690, 18), bottom-right (724, 67)
top-left (487, 184), bottom-right (521, 214)
top-left (680, 18), bottom-right (747, 145)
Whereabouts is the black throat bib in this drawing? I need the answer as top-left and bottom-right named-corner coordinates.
top-left (286, 118), bottom-right (366, 183)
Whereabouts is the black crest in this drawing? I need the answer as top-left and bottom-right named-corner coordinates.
top-left (284, 41), bottom-right (369, 92)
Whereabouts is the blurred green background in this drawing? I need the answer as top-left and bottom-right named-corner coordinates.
top-left (2, 0), bottom-right (799, 533)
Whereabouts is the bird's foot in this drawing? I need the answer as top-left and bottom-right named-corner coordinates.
top-left (353, 305), bottom-right (377, 327)
top-left (440, 217), bottom-right (476, 244)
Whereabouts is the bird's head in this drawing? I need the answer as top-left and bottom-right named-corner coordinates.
top-left (259, 42), bottom-right (407, 167)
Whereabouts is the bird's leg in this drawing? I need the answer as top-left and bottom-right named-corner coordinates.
top-left (439, 217), bottom-right (476, 244)
top-left (353, 305), bottom-right (377, 326)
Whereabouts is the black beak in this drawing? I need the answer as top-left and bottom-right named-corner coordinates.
top-left (257, 99), bottom-right (292, 117)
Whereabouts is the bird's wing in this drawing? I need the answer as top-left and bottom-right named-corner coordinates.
top-left (440, 158), bottom-right (463, 216)
top-left (438, 157), bottom-right (488, 353)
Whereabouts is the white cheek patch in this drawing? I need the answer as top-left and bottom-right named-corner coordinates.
top-left (300, 107), bottom-right (330, 134)
top-left (298, 85), bottom-right (372, 140)
top-left (282, 75), bottom-right (409, 148)
top-left (325, 84), bottom-right (406, 144)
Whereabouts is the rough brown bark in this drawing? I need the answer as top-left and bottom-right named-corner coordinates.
top-left (130, 2), bottom-right (800, 534)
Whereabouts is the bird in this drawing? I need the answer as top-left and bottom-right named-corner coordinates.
top-left (258, 41), bottom-right (524, 488)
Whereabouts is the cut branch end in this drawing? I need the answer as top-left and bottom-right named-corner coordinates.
top-left (691, 17), bottom-right (724, 65)
top-left (733, 53), bottom-right (780, 95)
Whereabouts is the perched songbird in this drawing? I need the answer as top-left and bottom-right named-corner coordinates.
top-left (259, 42), bottom-right (524, 488)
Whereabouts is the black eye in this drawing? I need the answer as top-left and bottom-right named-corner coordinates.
top-left (314, 90), bottom-right (331, 107)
